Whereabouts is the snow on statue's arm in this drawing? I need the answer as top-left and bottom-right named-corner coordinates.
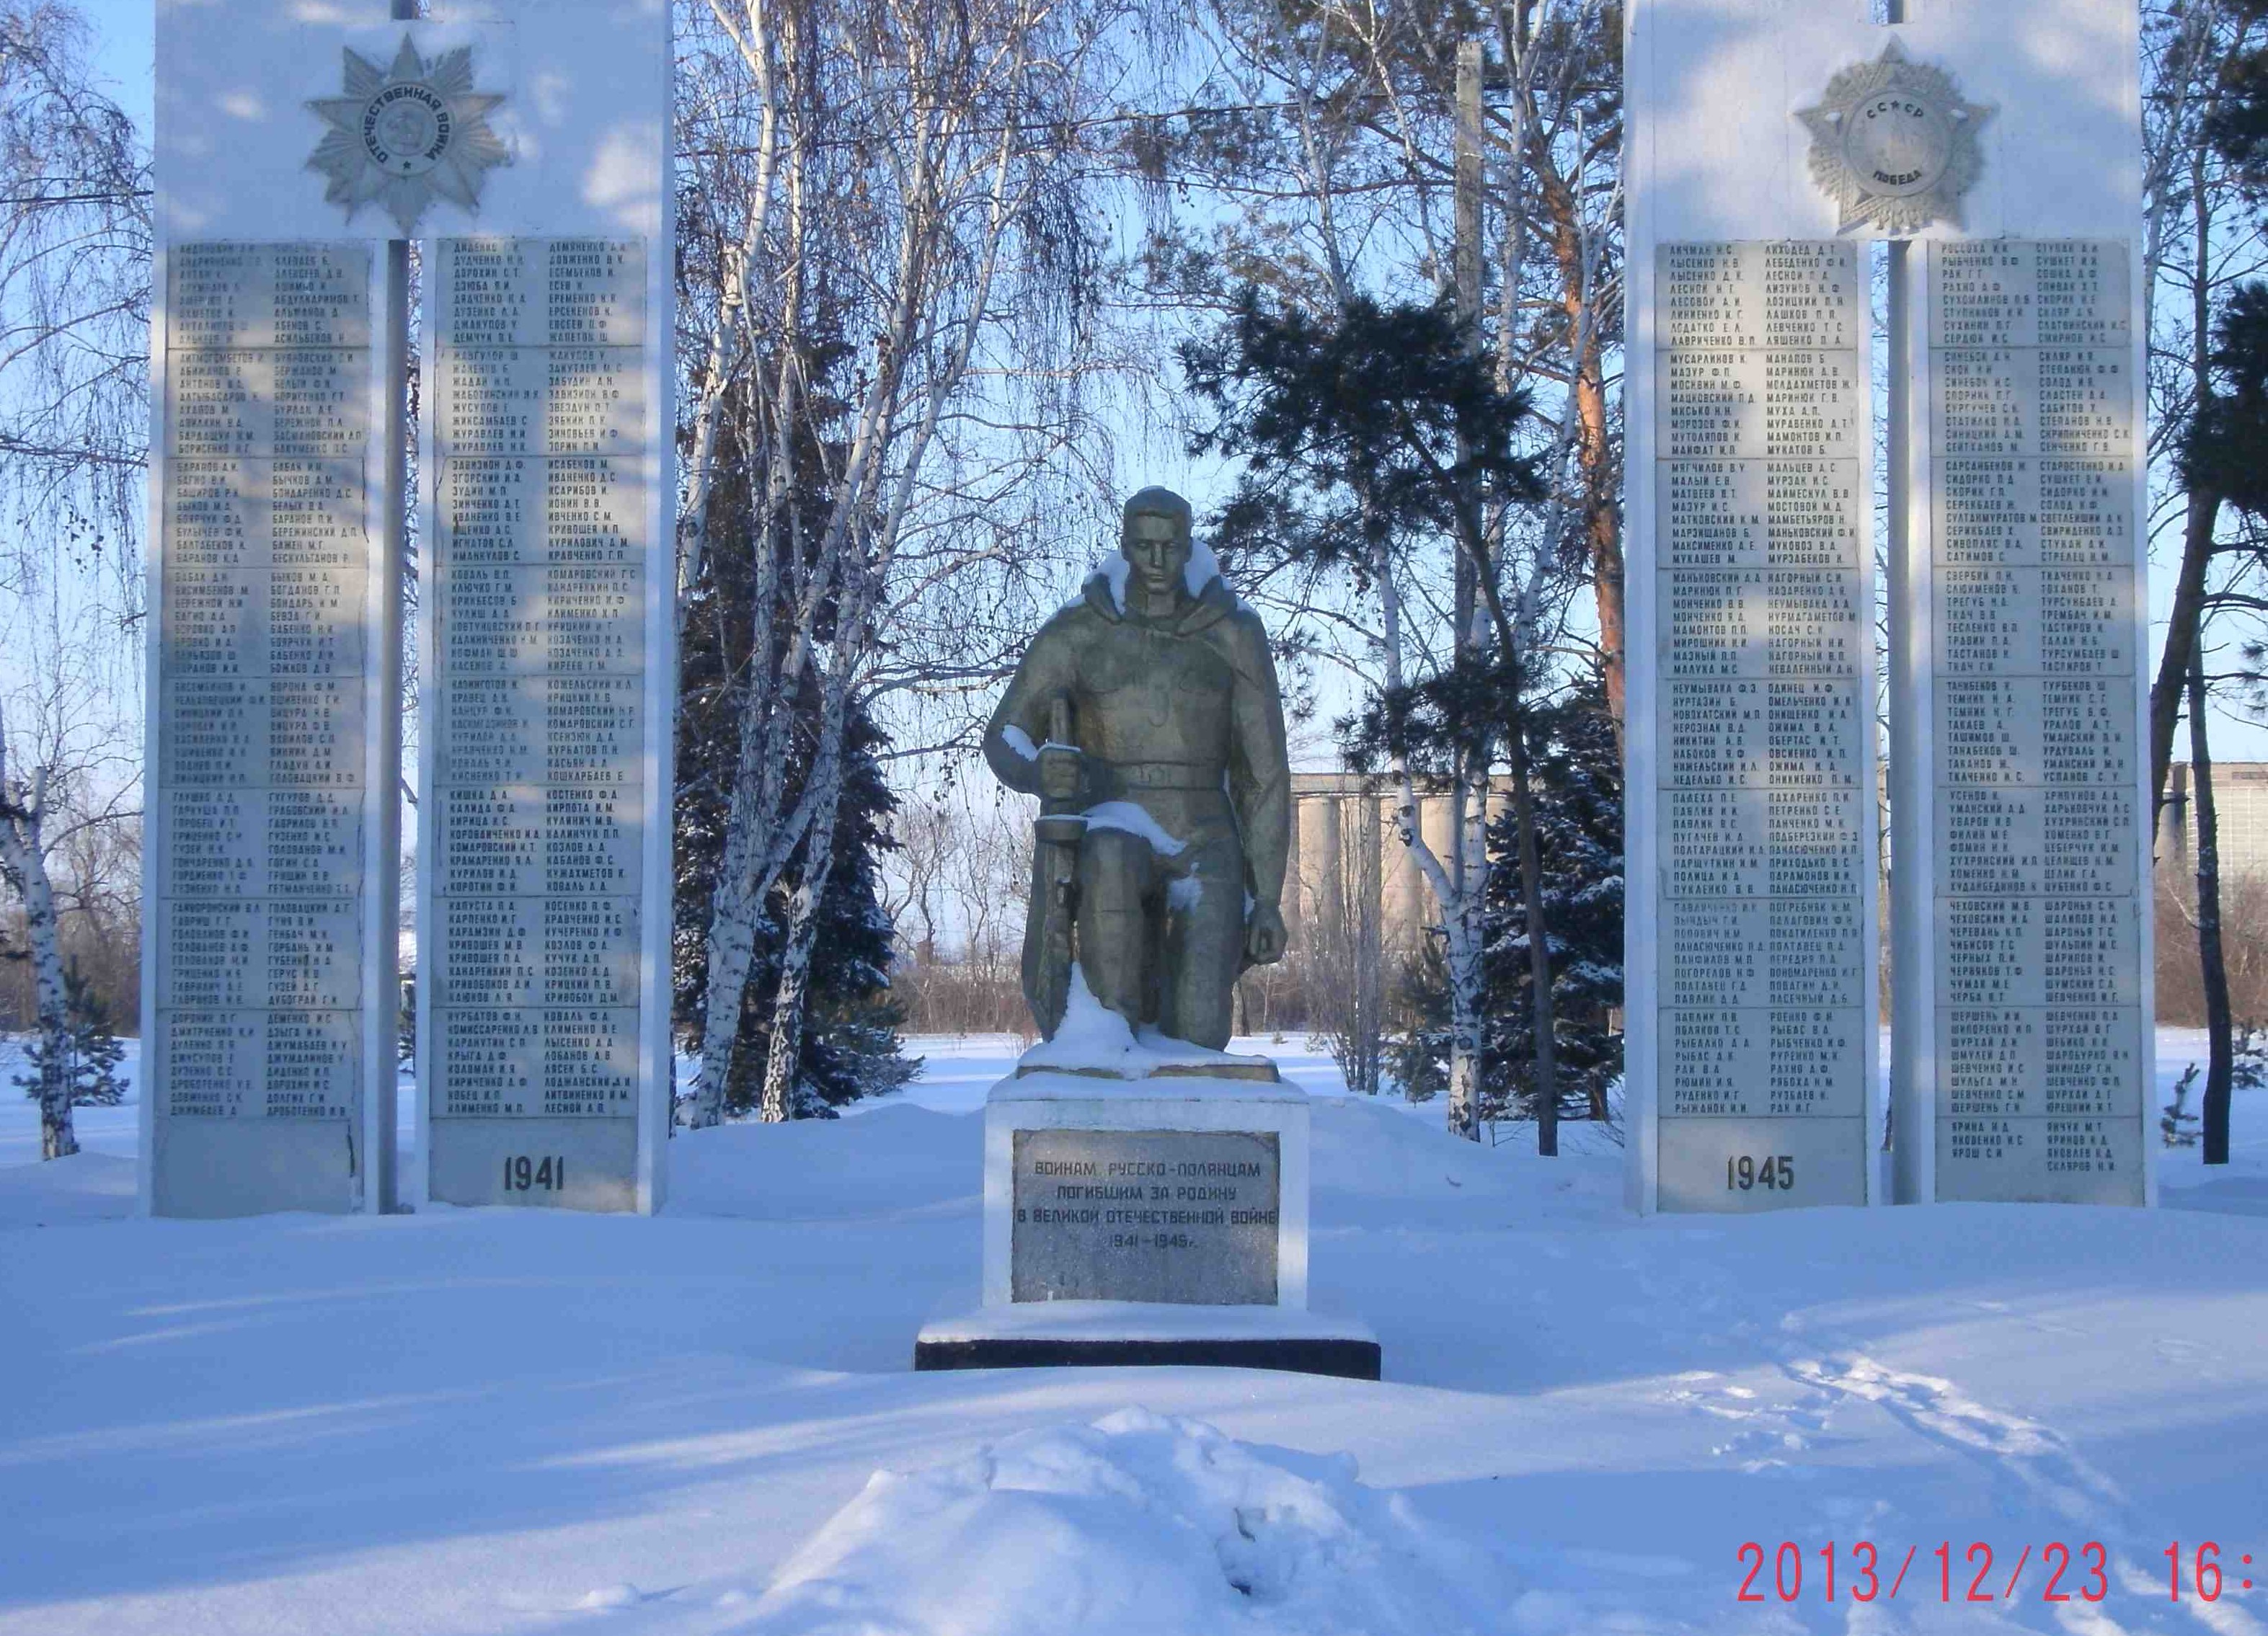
top-left (982, 608), bottom-right (1081, 796)
top-left (1081, 801), bottom-right (1189, 855)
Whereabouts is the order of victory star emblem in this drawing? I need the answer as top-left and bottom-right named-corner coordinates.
top-left (1797, 39), bottom-right (1991, 236)
top-left (306, 37), bottom-right (509, 234)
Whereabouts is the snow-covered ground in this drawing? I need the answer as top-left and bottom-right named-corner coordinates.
top-left (1, 1033), bottom-right (2264, 1634)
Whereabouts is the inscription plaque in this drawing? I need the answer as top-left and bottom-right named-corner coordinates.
top-left (1010, 1128), bottom-right (1281, 1304)
top-left (1926, 240), bottom-right (2148, 1204)
top-left (423, 238), bottom-right (658, 1210)
top-left (1651, 241), bottom-right (1877, 1212)
top-left (149, 242), bottom-right (381, 1216)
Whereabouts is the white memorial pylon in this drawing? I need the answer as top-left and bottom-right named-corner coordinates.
top-left (410, 1), bottom-right (675, 1214)
top-left (143, 0), bottom-right (675, 1217)
top-left (1625, 0), bottom-right (1884, 1214)
top-left (1624, 0), bottom-right (2152, 1212)
top-left (145, 0), bottom-right (405, 1216)
top-left (1882, 2), bottom-right (2153, 1208)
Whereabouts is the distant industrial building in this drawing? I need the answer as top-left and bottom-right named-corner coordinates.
top-left (1283, 763), bottom-right (2268, 1038)
top-left (2158, 763), bottom-right (2268, 883)
top-left (1284, 772), bottom-right (1507, 966)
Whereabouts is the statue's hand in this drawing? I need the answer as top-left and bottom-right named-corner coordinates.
top-left (1037, 743), bottom-right (1083, 802)
top-left (1244, 901), bottom-right (1287, 966)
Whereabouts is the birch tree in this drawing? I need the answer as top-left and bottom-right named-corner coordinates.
top-left (0, 1), bottom-right (149, 613)
top-left (0, 650), bottom-right (135, 1159)
top-left (0, 706), bottom-right (72, 1158)
top-left (675, 0), bottom-right (1141, 1123)
top-left (0, 4), bottom-right (149, 1158)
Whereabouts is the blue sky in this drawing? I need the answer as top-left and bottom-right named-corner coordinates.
top-left (66, 0), bottom-right (2268, 771)
top-left (84, 1), bottom-right (152, 133)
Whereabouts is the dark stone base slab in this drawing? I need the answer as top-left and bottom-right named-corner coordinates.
top-left (1011, 1059), bottom-right (1281, 1082)
top-left (913, 1333), bottom-right (1381, 1380)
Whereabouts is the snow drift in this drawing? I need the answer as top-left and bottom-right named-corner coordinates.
top-left (7, 1034), bottom-right (2268, 1636)
top-left (738, 1408), bottom-right (1510, 1636)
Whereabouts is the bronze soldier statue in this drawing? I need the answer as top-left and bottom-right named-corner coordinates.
top-left (983, 486), bottom-right (1291, 1050)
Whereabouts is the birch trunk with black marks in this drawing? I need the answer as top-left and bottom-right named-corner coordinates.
top-left (683, 36), bottom-right (843, 1129)
top-left (756, 711), bottom-right (846, 1121)
top-left (0, 726), bottom-right (73, 1159)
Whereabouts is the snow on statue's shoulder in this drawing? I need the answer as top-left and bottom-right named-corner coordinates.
top-left (1182, 536), bottom-right (1223, 597)
top-left (1014, 965), bottom-right (1279, 1084)
top-left (1097, 552), bottom-right (1132, 612)
top-left (1089, 537), bottom-right (1228, 615)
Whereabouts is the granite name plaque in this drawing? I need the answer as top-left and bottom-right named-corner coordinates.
top-left (1649, 240), bottom-right (1877, 1212)
top-left (1924, 239), bottom-right (2148, 1205)
top-left (1010, 1128), bottom-right (1282, 1304)
top-left (146, 242), bottom-right (386, 1217)
top-left (422, 237), bottom-right (663, 1211)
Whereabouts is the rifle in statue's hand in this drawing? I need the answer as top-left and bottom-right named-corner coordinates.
top-left (1021, 696), bottom-right (1084, 1038)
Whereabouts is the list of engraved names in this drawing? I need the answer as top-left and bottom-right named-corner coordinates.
top-left (157, 243), bottom-right (371, 1137)
top-left (1927, 239), bottom-right (2146, 1204)
top-left (1654, 241), bottom-right (1872, 1210)
top-left (430, 239), bottom-right (648, 1137)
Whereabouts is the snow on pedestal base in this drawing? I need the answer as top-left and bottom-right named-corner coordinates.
top-left (917, 998), bottom-right (1379, 1379)
top-left (1013, 966), bottom-right (1283, 1082)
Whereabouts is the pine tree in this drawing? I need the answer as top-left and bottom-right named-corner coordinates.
top-left (1479, 679), bottom-right (1624, 1126)
top-left (2163, 1062), bottom-right (2202, 1148)
top-left (1388, 938), bottom-right (1450, 1105)
top-left (15, 957), bottom-right (124, 1111)
top-left (1184, 288), bottom-right (1572, 1144)
top-left (1386, 679), bottom-right (1624, 1126)
top-left (2235, 1024), bottom-right (2268, 1092)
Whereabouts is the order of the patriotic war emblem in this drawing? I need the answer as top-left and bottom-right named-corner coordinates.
top-left (306, 37), bottom-right (508, 233)
top-left (1797, 39), bottom-right (1991, 236)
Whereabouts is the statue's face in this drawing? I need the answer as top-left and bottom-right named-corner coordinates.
top-left (1122, 511), bottom-right (1192, 599)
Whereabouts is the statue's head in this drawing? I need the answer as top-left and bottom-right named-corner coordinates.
top-left (1120, 486), bottom-right (1194, 602)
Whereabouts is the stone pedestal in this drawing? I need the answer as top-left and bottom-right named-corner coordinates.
top-left (915, 1057), bottom-right (1380, 1379)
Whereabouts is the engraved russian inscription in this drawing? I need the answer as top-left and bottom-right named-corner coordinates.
top-left (1654, 241), bottom-right (1873, 1211)
top-left (1010, 1128), bottom-right (1281, 1304)
top-left (427, 239), bottom-right (650, 1208)
top-left (1927, 240), bottom-right (2146, 1204)
top-left (153, 243), bottom-right (373, 1212)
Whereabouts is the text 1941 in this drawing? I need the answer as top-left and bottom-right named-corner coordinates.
top-left (503, 1155), bottom-right (564, 1193)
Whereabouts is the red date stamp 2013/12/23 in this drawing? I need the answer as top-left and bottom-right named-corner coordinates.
top-left (1736, 1542), bottom-right (2258, 1604)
